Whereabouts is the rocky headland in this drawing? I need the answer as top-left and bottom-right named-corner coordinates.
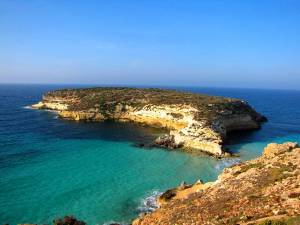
top-left (132, 142), bottom-right (300, 225)
top-left (32, 87), bottom-right (266, 157)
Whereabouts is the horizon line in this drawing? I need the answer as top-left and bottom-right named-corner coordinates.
top-left (0, 82), bottom-right (300, 92)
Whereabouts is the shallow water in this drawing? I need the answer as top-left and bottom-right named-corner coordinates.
top-left (0, 84), bottom-right (299, 224)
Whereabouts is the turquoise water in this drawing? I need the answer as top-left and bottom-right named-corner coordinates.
top-left (0, 85), bottom-right (300, 224)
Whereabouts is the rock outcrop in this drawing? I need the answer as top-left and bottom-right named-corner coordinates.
top-left (132, 142), bottom-right (300, 225)
top-left (32, 87), bottom-right (266, 156)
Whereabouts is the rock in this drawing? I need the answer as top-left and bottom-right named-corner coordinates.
top-left (154, 134), bottom-right (182, 149)
top-left (133, 142), bottom-right (156, 149)
top-left (31, 101), bottom-right (44, 109)
top-left (223, 151), bottom-right (234, 157)
top-left (53, 216), bottom-right (85, 225)
top-left (263, 142), bottom-right (298, 157)
top-left (158, 188), bottom-right (177, 205)
top-left (178, 181), bottom-right (187, 190)
top-left (195, 179), bottom-right (203, 185)
top-left (255, 114), bottom-right (268, 122)
top-left (134, 143), bottom-right (145, 148)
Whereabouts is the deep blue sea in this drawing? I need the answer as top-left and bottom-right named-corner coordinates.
top-left (0, 84), bottom-right (300, 225)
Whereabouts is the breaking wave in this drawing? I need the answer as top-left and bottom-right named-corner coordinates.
top-left (137, 190), bottom-right (162, 213)
top-left (102, 221), bottom-right (127, 225)
top-left (23, 105), bottom-right (32, 109)
top-left (214, 158), bottom-right (241, 172)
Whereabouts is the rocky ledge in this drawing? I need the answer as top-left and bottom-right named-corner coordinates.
top-left (132, 142), bottom-right (300, 225)
top-left (32, 87), bottom-right (266, 156)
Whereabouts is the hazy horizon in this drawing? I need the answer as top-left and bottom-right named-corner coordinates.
top-left (2, 82), bottom-right (300, 92)
top-left (1, 0), bottom-right (300, 89)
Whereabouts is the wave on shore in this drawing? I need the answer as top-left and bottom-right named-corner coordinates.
top-left (137, 190), bottom-right (162, 213)
top-left (214, 158), bottom-right (241, 172)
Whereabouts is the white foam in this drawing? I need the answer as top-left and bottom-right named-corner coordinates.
top-left (215, 158), bottom-right (241, 171)
top-left (137, 190), bottom-right (162, 213)
top-left (102, 221), bottom-right (127, 225)
top-left (23, 106), bottom-right (32, 109)
top-left (22, 105), bottom-right (57, 113)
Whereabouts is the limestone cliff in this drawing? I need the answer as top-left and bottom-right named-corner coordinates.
top-left (132, 142), bottom-right (300, 225)
top-left (32, 87), bottom-right (266, 156)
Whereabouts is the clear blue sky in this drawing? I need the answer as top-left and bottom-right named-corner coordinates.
top-left (0, 0), bottom-right (299, 89)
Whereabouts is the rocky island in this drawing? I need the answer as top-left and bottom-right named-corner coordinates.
top-left (32, 87), bottom-right (266, 157)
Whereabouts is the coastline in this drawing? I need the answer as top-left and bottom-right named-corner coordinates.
top-left (31, 87), bottom-right (267, 157)
top-left (132, 142), bottom-right (300, 225)
top-left (10, 142), bottom-right (300, 225)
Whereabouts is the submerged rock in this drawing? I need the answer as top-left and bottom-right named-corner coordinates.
top-left (10, 216), bottom-right (86, 225)
top-left (53, 216), bottom-right (85, 225)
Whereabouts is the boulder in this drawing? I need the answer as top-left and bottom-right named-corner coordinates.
top-left (155, 134), bottom-right (182, 149)
top-left (53, 216), bottom-right (85, 225)
top-left (263, 142), bottom-right (298, 157)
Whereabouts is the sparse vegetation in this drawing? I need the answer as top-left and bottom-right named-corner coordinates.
top-left (258, 216), bottom-right (300, 225)
top-left (239, 162), bottom-right (263, 173)
top-left (258, 220), bottom-right (286, 225)
top-left (45, 87), bottom-right (262, 124)
top-left (267, 164), bottom-right (296, 183)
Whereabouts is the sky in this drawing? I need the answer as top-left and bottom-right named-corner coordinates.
top-left (0, 0), bottom-right (300, 89)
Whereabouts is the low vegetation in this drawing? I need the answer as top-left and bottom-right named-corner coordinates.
top-left (258, 216), bottom-right (300, 225)
top-left (45, 87), bottom-right (260, 123)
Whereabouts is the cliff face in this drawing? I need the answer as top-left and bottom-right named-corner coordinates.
top-left (32, 87), bottom-right (266, 156)
top-left (132, 142), bottom-right (300, 225)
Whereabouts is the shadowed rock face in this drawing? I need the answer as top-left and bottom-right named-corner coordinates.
top-left (32, 87), bottom-right (266, 156)
top-left (132, 142), bottom-right (300, 225)
top-left (15, 216), bottom-right (86, 225)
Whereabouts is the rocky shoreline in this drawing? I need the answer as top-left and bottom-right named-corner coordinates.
top-left (132, 142), bottom-right (300, 225)
top-left (31, 87), bottom-right (266, 157)
top-left (13, 142), bottom-right (300, 225)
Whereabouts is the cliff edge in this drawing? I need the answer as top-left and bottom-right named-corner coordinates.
top-left (132, 142), bottom-right (300, 225)
top-left (32, 87), bottom-right (266, 156)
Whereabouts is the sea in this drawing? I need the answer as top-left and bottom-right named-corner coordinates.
top-left (0, 84), bottom-right (299, 225)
